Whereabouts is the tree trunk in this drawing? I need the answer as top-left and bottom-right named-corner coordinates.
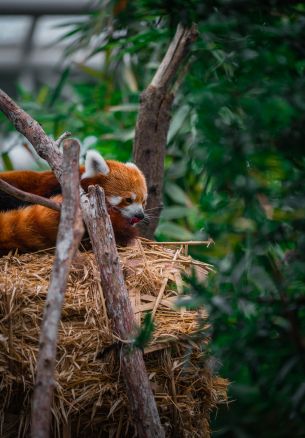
top-left (133, 23), bottom-right (198, 239)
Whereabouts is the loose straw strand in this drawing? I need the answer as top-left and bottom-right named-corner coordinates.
top-left (151, 246), bottom-right (182, 319)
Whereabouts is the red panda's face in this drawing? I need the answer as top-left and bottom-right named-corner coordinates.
top-left (81, 151), bottom-right (148, 226)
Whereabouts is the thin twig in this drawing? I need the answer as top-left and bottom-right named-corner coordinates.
top-left (0, 178), bottom-right (61, 211)
top-left (55, 132), bottom-right (71, 148)
top-left (142, 239), bottom-right (214, 247)
top-left (152, 247), bottom-right (182, 319)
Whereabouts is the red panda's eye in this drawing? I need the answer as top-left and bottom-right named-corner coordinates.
top-left (126, 197), bottom-right (133, 204)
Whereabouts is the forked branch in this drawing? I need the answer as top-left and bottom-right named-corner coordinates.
top-left (133, 23), bottom-right (198, 238)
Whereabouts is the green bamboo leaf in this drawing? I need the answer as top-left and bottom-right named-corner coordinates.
top-left (156, 222), bottom-right (194, 240)
top-left (133, 313), bottom-right (154, 350)
top-left (74, 63), bottom-right (105, 81)
top-left (1, 152), bottom-right (14, 171)
top-left (160, 206), bottom-right (196, 220)
top-left (165, 183), bottom-right (193, 207)
top-left (48, 67), bottom-right (71, 108)
top-left (167, 105), bottom-right (190, 142)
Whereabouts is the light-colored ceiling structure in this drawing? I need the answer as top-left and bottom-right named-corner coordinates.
top-left (0, 1), bottom-right (100, 170)
top-left (0, 0), bottom-right (98, 96)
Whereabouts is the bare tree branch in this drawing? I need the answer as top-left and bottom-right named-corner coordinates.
top-left (31, 139), bottom-right (84, 438)
top-left (55, 131), bottom-right (71, 148)
top-left (133, 23), bottom-right (198, 239)
top-left (0, 89), bottom-right (63, 179)
top-left (0, 178), bottom-right (61, 211)
top-left (151, 23), bottom-right (198, 90)
top-left (82, 185), bottom-right (165, 438)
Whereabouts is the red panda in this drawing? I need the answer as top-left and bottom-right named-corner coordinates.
top-left (0, 151), bottom-right (148, 254)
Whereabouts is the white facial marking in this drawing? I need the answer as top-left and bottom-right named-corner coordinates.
top-left (81, 150), bottom-right (109, 179)
top-left (107, 196), bottom-right (123, 206)
top-left (131, 192), bottom-right (136, 200)
top-left (121, 202), bottom-right (144, 219)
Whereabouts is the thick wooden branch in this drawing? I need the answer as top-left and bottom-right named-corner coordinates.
top-left (31, 140), bottom-right (84, 438)
top-left (0, 178), bottom-right (61, 211)
top-left (133, 23), bottom-right (198, 239)
top-left (81, 185), bottom-right (165, 438)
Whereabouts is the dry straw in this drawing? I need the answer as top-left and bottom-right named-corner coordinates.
top-left (0, 238), bottom-right (227, 438)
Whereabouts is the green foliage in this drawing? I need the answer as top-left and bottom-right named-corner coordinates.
top-left (1, 1), bottom-right (305, 436)
top-left (133, 312), bottom-right (155, 351)
top-left (160, 3), bottom-right (305, 437)
top-left (1, 152), bottom-right (14, 171)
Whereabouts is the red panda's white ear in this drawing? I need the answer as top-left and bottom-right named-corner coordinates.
top-left (81, 150), bottom-right (109, 179)
top-left (125, 162), bottom-right (140, 171)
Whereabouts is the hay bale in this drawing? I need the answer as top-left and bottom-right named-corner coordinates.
top-left (0, 239), bottom-right (227, 438)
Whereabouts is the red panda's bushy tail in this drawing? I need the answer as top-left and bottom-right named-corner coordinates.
top-left (0, 196), bottom-right (61, 255)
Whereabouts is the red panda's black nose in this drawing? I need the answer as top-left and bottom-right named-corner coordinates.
top-left (134, 212), bottom-right (144, 220)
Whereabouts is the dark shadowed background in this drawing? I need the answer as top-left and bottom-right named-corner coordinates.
top-left (1, 1), bottom-right (305, 437)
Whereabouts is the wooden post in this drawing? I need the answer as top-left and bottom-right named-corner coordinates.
top-left (31, 140), bottom-right (84, 438)
top-left (82, 185), bottom-right (165, 437)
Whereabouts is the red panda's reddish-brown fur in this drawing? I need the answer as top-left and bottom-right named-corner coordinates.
top-left (0, 169), bottom-right (60, 197)
top-left (0, 197), bottom-right (60, 255)
top-left (0, 196), bottom-right (138, 256)
top-left (0, 153), bottom-right (147, 255)
top-left (0, 160), bottom-right (147, 209)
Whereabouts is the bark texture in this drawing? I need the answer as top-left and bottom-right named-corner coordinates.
top-left (82, 186), bottom-right (165, 438)
top-left (31, 140), bottom-right (84, 438)
top-left (133, 24), bottom-right (198, 238)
